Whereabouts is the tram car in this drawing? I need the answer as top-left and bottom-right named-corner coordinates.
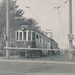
top-left (15, 25), bottom-right (59, 57)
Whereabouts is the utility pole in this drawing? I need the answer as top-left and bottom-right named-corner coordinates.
top-left (6, 0), bottom-right (9, 58)
top-left (69, 0), bottom-right (74, 60)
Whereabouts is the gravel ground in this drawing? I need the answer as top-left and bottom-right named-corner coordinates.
top-left (3, 52), bottom-right (75, 62)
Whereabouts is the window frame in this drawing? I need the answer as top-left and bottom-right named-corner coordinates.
top-left (16, 30), bottom-right (23, 41)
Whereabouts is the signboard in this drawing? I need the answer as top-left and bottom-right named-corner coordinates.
top-left (45, 30), bottom-right (53, 38)
top-left (68, 34), bottom-right (74, 40)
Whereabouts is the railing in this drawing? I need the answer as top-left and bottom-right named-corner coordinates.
top-left (3, 47), bottom-right (75, 60)
top-left (3, 47), bottom-right (60, 59)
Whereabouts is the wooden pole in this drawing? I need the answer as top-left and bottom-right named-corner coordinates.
top-left (6, 0), bottom-right (10, 58)
top-left (69, 0), bottom-right (73, 60)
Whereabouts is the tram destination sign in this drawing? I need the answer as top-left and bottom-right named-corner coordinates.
top-left (68, 34), bottom-right (74, 40)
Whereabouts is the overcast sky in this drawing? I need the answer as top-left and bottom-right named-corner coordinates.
top-left (16, 0), bottom-right (75, 49)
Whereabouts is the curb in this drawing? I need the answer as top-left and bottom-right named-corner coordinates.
top-left (0, 59), bottom-right (75, 64)
top-left (25, 73), bottom-right (75, 75)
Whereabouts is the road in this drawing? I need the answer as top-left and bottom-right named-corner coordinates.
top-left (0, 52), bottom-right (75, 75)
top-left (0, 60), bottom-right (75, 75)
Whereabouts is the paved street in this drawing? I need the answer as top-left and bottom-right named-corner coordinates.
top-left (0, 52), bottom-right (75, 75)
top-left (0, 60), bottom-right (75, 75)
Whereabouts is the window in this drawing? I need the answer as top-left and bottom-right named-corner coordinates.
top-left (28, 31), bottom-right (31, 40)
top-left (40, 36), bottom-right (41, 43)
top-left (32, 32), bottom-right (35, 41)
top-left (17, 32), bottom-right (18, 40)
top-left (43, 38), bottom-right (45, 43)
top-left (16, 31), bottom-right (23, 41)
top-left (45, 39), bottom-right (46, 44)
top-left (37, 35), bottom-right (38, 39)
top-left (41, 37), bottom-right (43, 43)
top-left (20, 32), bottom-right (22, 40)
top-left (24, 32), bottom-right (26, 40)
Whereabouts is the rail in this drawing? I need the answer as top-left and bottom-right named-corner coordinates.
top-left (4, 47), bottom-right (59, 51)
top-left (3, 47), bottom-right (75, 59)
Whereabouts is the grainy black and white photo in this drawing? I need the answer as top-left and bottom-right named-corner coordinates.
top-left (0, 0), bottom-right (75, 75)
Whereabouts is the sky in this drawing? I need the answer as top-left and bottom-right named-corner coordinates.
top-left (16, 0), bottom-right (75, 49)
top-left (1, 0), bottom-right (72, 49)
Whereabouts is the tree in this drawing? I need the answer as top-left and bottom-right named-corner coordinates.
top-left (24, 18), bottom-right (40, 30)
top-left (0, 0), bottom-right (40, 48)
top-left (0, 0), bottom-right (25, 48)
top-left (0, 0), bottom-right (25, 37)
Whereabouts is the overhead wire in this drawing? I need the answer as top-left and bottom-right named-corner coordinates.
top-left (25, 1), bottom-right (69, 48)
top-left (59, 0), bottom-right (69, 8)
top-left (17, 1), bottom-right (69, 48)
top-left (53, 34), bottom-right (68, 47)
top-left (25, 5), bottom-right (68, 48)
top-left (54, 0), bottom-right (69, 9)
top-left (17, 0), bottom-right (69, 32)
top-left (18, 5), bottom-right (49, 30)
top-left (25, 6), bottom-right (48, 30)
top-left (57, 8), bottom-right (64, 36)
top-left (57, 37), bottom-right (68, 46)
top-left (55, 0), bottom-right (69, 37)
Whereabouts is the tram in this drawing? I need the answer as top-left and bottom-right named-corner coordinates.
top-left (15, 25), bottom-right (59, 57)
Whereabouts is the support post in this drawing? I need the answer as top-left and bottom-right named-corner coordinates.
top-left (25, 50), bottom-right (27, 59)
top-left (49, 42), bottom-right (51, 59)
top-left (3, 47), bottom-right (4, 59)
top-left (6, 0), bottom-right (10, 58)
top-left (49, 49), bottom-right (51, 57)
top-left (69, 0), bottom-right (73, 60)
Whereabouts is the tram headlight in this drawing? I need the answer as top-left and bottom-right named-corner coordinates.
top-left (22, 27), bottom-right (25, 31)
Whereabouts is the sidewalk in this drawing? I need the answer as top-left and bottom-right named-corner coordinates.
top-left (0, 58), bottom-right (75, 65)
top-left (25, 73), bottom-right (75, 75)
